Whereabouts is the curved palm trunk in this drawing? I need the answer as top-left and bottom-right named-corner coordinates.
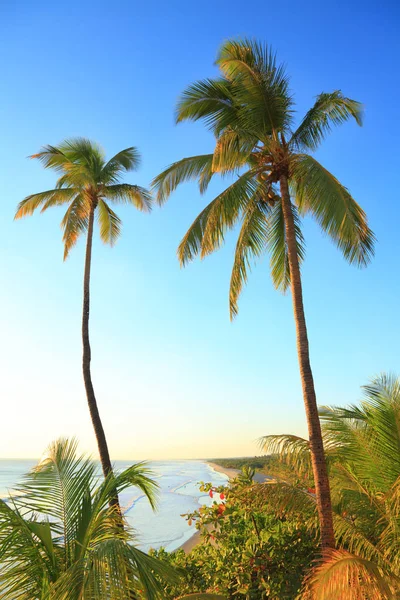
top-left (82, 207), bottom-right (114, 479)
top-left (280, 174), bottom-right (335, 551)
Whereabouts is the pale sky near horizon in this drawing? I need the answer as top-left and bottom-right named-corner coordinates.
top-left (0, 0), bottom-right (399, 460)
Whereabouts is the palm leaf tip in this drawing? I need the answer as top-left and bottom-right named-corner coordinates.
top-left (291, 91), bottom-right (364, 151)
top-left (292, 154), bottom-right (375, 267)
top-left (152, 154), bottom-right (215, 205)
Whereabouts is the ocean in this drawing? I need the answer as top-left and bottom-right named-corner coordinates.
top-left (0, 459), bottom-right (228, 552)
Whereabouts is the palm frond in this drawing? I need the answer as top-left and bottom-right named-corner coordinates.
top-left (306, 549), bottom-right (398, 600)
top-left (229, 198), bottom-right (270, 319)
top-left (60, 194), bottom-right (89, 259)
top-left (152, 154), bottom-right (215, 204)
top-left (0, 439), bottom-right (174, 600)
top-left (94, 462), bottom-right (159, 513)
top-left (176, 78), bottom-right (237, 135)
top-left (101, 146), bottom-right (141, 184)
top-left (32, 138), bottom-right (105, 187)
top-left (216, 38), bottom-right (293, 135)
top-left (97, 199), bottom-right (122, 246)
top-left (0, 500), bottom-right (55, 599)
top-left (16, 438), bottom-right (96, 550)
top-left (177, 171), bottom-right (258, 266)
top-left (212, 128), bottom-right (255, 174)
top-left (14, 188), bottom-right (78, 219)
top-left (259, 434), bottom-right (312, 479)
top-left (291, 154), bottom-right (375, 266)
top-left (291, 91), bottom-right (363, 151)
top-left (320, 374), bottom-right (400, 491)
top-left (267, 199), bottom-right (305, 292)
top-left (103, 183), bottom-right (152, 212)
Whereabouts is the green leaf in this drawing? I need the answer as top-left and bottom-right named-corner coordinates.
top-left (291, 154), bottom-right (375, 266)
top-left (291, 91), bottom-right (363, 151)
top-left (267, 199), bottom-right (305, 293)
top-left (178, 171), bottom-right (259, 266)
top-left (152, 154), bottom-right (215, 204)
top-left (97, 199), bottom-right (122, 246)
top-left (229, 198), bottom-right (270, 319)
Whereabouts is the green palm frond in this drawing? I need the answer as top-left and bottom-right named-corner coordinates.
top-left (103, 183), bottom-right (152, 212)
top-left (0, 500), bottom-right (56, 599)
top-left (176, 78), bottom-right (237, 135)
top-left (97, 199), bottom-right (122, 246)
top-left (16, 438), bottom-right (96, 548)
top-left (101, 147), bottom-right (141, 184)
top-left (0, 439), bottom-right (174, 600)
top-left (30, 144), bottom-right (72, 172)
top-left (212, 128), bottom-right (255, 174)
top-left (14, 188), bottom-right (78, 219)
top-left (61, 194), bottom-right (89, 260)
top-left (178, 171), bottom-right (258, 265)
top-left (259, 433), bottom-right (312, 479)
top-left (290, 91), bottom-right (363, 151)
top-left (95, 462), bottom-right (159, 513)
top-left (291, 154), bottom-right (375, 266)
top-left (267, 199), bottom-right (305, 292)
top-left (152, 154), bottom-right (215, 204)
top-left (320, 374), bottom-right (400, 491)
top-left (216, 38), bottom-right (293, 135)
top-left (229, 198), bottom-right (270, 319)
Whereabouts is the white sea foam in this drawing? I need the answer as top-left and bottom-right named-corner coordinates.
top-left (0, 458), bottom-right (229, 552)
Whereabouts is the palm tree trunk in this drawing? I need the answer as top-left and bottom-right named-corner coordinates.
top-left (280, 174), bottom-right (335, 551)
top-left (82, 207), bottom-right (114, 479)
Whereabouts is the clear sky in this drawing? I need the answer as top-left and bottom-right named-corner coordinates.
top-left (0, 0), bottom-right (399, 460)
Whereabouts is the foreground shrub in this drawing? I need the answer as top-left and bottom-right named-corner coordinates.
top-left (151, 471), bottom-right (317, 599)
top-left (0, 438), bottom-right (174, 599)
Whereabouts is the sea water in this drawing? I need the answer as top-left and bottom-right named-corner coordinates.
top-left (0, 459), bottom-right (228, 552)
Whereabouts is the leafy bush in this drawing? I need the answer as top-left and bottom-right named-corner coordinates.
top-left (151, 472), bottom-right (317, 599)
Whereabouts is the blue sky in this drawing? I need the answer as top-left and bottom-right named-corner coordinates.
top-left (0, 0), bottom-right (399, 459)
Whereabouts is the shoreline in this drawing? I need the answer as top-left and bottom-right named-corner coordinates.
top-left (179, 461), bottom-right (240, 554)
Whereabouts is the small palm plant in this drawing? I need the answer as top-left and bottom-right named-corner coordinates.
top-left (15, 139), bottom-right (152, 481)
top-left (153, 39), bottom-right (375, 549)
top-left (260, 374), bottom-right (400, 598)
top-left (0, 438), bottom-right (174, 599)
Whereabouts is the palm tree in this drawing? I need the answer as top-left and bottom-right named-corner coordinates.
top-left (152, 39), bottom-right (375, 550)
top-left (260, 374), bottom-right (400, 598)
top-left (15, 139), bottom-right (152, 481)
top-left (0, 438), bottom-right (175, 599)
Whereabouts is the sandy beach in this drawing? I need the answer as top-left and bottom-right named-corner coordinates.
top-left (207, 461), bottom-right (240, 480)
top-left (179, 461), bottom-right (240, 553)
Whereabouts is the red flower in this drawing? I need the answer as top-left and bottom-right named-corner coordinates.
top-left (209, 490), bottom-right (213, 498)
top-left (219, 493), bottom-right (225, 500)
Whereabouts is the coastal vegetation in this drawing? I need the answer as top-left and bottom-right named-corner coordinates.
top-left (210, 457), bottom-right (272, 471)
top-left (0, 439), bottom-right (174, 599)
top-left (152, 472), bottom-right (317, 599)
top-left (153, 375), bottom-right (400, 599)
top-left (153, 39), bottom-right (374, 550)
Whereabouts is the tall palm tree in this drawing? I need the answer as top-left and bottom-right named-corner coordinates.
top-left (0, 438), bottom-right (175, 599)
top-left (260, 374), bottom-right (400, 598)
top-left (15, 139), bottom-right (152, 480)
top-left (152, 40), bottom-right (375, 550)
